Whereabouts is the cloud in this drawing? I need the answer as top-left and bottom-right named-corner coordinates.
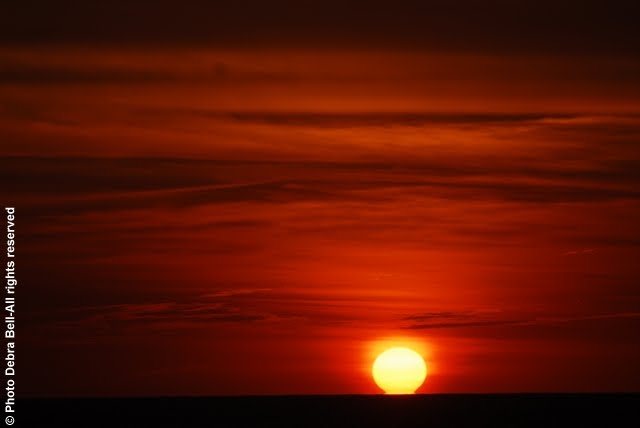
top-left (0, 66), bottom-right (180, 84)
top-left (24, 287), bottom-right (389, 336)
top-left (0, 61), bottom-right (299, 85)
top-left (202, 288), bottom-right (273, 298)
top-left (562, 248), bottom-right (597, 256)
top-left (402, 310), bottom-right (640, 330)
top-left (401, 310), bottom-right (525, 330)
top-left (195, 112), bottom-right (579, 127)
top-left (3, 1), bottom-right (640, 55)
top-left (5, 141), bottom-right (640, 217)
top-left (30, 289), bottom-right (282, 332)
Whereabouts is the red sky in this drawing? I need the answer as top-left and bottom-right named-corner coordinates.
top-left (2, 2), bottom-right (640, 396)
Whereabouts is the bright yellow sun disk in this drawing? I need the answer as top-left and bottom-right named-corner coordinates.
top-left (372, 347), bottom-right (427, 394)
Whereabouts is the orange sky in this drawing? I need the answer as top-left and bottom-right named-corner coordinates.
top-left (2, 44), bottom-right (640, 396)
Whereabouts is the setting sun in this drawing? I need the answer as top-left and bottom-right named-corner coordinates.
top-left (372, 347), bottom-right (427, 394)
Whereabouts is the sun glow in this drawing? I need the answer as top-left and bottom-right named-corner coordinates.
top-left (372, 347), bottom-right (427, 394)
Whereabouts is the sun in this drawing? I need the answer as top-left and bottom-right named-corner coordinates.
top-left (372, 347), bottom-right (427, 394)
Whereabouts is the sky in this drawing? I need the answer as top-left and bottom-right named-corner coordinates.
top-left (2, 1), bottom-right (640, 396)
